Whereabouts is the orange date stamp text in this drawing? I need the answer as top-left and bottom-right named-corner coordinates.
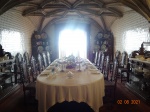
top-left (117, 100), bottom-right (140, 105)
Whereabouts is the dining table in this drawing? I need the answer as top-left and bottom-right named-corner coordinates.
top-left (36, 58), bottom-right (105, 112)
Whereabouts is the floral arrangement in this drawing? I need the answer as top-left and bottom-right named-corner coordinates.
top-left (65, 55), bottom-right (77, 69)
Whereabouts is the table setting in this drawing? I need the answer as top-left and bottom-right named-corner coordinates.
top-left (36, 56), bottom-right (105, 112)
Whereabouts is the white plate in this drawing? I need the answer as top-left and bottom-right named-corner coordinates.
top-left (38, 46), bottom-right (44, 52)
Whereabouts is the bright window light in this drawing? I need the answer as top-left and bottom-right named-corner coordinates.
top-left (59, 29), bottom-right (87, 58)
top-left (124, 29), bottom-right (149, 54)
top-left (1, 30), bottom-right (23, 54)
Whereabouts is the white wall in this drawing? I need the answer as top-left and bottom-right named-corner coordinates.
top-left (0, 10), bottom-right (35, 56)
top-left (111, 11), bottom-right (150, 55)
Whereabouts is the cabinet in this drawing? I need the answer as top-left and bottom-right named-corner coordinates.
top-left (0, 59), bottom-right (18, 101)
top-left (126, 58), bottom-right (150, 104)
top-left (94, 32), bottom-right (113, 60)
top-left (31, 31), bottom-right (51, 59)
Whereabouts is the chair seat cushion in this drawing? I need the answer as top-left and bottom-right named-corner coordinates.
top-left (118, 68), bottom-right (128, 73)
top-left (105, 80), bottom-right (115, 87)
top-left (25, 82), bottom-right (36, 90)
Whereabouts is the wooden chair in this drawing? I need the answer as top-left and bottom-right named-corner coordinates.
top-left (45, 51), bottom-right (51, 65)
top-left (104, 59), bottom-right (118, 103)
top-left (115, 50), bottom-right (121, 63)
top-left (109, 50), bottom-right (121, 81)
top-left (30, 56), bottom-right (38, 81)
top-left (41, 52), bottom-right (48, 68)
top-left (103, 55), bottom-right (110, 80)
top-left (23, 52), bottom-right (30, 67)
top-left (118, 51), bottom-right (129, 82)
top-left (15, 53), bottom-right (23, 83)
top-left (21, 58), bottom-right (36, 104)
top-left (93, 51), bottom-right (98, 65)
top-left (99, 52), bottom-right (105, 73)
top-left (96, 51), bottom-right (102, 68)
top-left (37, 53), bottom-right (44, 73)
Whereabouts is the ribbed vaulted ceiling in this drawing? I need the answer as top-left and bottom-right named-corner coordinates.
top-left (0, 0), bottom-right (150, 32)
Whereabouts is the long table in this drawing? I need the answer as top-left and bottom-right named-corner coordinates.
top-left (36, 59), bottom-right (105, 112)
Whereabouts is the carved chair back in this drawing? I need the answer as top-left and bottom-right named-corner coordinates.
top-left (99, 53), bottom-right (105, 73)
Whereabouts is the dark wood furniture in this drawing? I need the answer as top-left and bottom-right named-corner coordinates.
top-left (31, 31), bottom-right (51, 60)
top-left (104, 59), bottom-right (118, 103)
top-left (103, 55), bottom-right (110, 80)
top-left (0, 58), bottom-right (17, 101)
top-left (21, 58), bottom-right (36, 104)
top-left (94, 32), bottom-right (114, 61)
top-left (126, 58), bottom-right (150, 104)
top-left (118, 51), bottom-right (129, 83)
top-left (93, 51), bottom-right (98, 65)
top-left (45, 51), bottom-right (51, 65)
top-left (23, 52), bottom-right (30, 67)
top-left (99, 52), bottom-right (105, 74)
top-left (41, 52), bottom-right (48, 68)
top-left (37, 53), bottom-right (44, 73)
top-left (96, 51), bottom-right (102, 68)
top-left (30, 56), bottom-right (38, 81)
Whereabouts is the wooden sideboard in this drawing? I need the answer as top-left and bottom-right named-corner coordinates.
top-left (0, 59), bottom-right (18, 102)
top-left (126, 58), bottom-right (150, 104)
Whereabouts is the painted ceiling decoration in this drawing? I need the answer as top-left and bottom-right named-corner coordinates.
top-left (0, 0), bottom-right (150, 31)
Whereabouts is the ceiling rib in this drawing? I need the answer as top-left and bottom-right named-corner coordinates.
top-left (40, 0), bottom-right (54, 8)
top-left (120, 0), bottom-right (150, 21)
top-left (60, 0), bottom-right (71, 8)
top-left (131, 0), bottom-right (150, 20)
top-left (42, 17), bottom-right (103, 31)
top-left (146, 0), bottom-right (150, 10)
top-left (100, 16), bottom-right (106, 31)
top-left (23, 8), bottom-right (39, 16)
top-left (105, 2), bottom-right (123, 7)
top-left (106, 7), bottom-right (123, 17)
top-left (46, 9), bottom-right (67, 17)
top-left (72, 0), bottom-right (83, 8)
top-left (0, 0), bottom-right (32, 15)
top-left (92, 0), bottom-right (103, 7)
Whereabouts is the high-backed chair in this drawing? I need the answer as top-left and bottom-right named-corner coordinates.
top-left (93, 51), bottom-right (98, 65)
top-left (21, 58), bottom-right (36, 104)
top-left (41, 52), bottom-right (48, 68)
top-left (99, 52), bottom-right (105, 73)
top-left (118, 51), bottom-right (130, 82)
top-left (30, 56), bottom-right (38, 81)
top-left (103, 55), bottom-right (110, 80)
top-left (23, 52), bottom-right (30, 67)
top-left (15, 53), bottom-right (23, 83)
top-left (104, 59), bottom-right (118, 103)
top-left (109, 50), bottom-right (121, 81)
top-left (115, 50), bottom-right (121, 63)
top-left (45, 51), bottom-right (51, 65)
top-left (37, 53), bottom-right (44, 73)
top-left (96, 51), bottom-right (102, 68)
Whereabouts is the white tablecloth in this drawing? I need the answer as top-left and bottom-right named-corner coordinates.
top-left (36, 59), bottom-right (105, 112)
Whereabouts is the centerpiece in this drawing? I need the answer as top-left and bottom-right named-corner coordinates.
top-left (65, 55), bottom-right (77, 69)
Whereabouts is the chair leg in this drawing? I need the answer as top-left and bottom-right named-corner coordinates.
top-left (23, 91), bottom-right (27, 105)
top-left (121, 73), bottom-right (122, 83)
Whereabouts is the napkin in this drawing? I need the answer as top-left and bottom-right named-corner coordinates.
top-left (46, 68), bottom-right (52, 70)
top-left (90, 70), bottom-right (100, 74)
top-left (46, 74), bottom-right (56, 79)
top-left (40, 73), bottom-right (48, 76)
